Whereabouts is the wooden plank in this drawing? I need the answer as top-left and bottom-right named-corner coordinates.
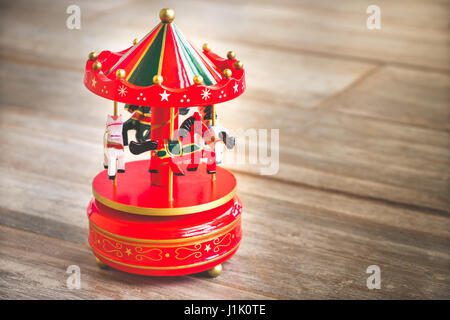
top-left (236, 173), bottom-right (450, 242)
top-left (1, 60), bottom-right (448, 212)
top-left (0, 0), bottom-right (448, 300)
top-left (0, 24), bottom-right (375, 110)
top-left (86, 0), bottom-right (450, 71)
top-left (0, 225), bottom-right (272, 299)
top-left (228, 191), bottom-right (450, 299)
top-left (1, 150), bottom-right (448, 246)
top-left (1, 100), bottom-right (448, 298)
top-left (321, 66), bottom-right (450, 130)
top-left (217, 96), bottom-right (450, 213)
top-left (2, 170), bottom-right (449, 299)
top-left (0, 0), bottom-right (132, 68)
top-left (0, 115), bottom-right (449, 299)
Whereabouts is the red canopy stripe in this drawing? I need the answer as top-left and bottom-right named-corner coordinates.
top-left (161, 23), bottom-right (191, 88)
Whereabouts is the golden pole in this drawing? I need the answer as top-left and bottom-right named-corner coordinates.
top-left (113, 101), bottom-right (118, 186)
top-left (168, 107), bottom-right (175, 202)
top-left (168, 167), bottom-right (173, 202)
top-left (211, 104), bottom-right (216, 181)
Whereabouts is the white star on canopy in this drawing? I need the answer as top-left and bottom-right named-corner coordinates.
top-left (233, 82), bottom-right (239, 93)
top-left (160, 90), bottom-right (170, 101)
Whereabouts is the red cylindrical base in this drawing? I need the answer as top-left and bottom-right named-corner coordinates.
top-left (87, 160), bottom-right (243, 276)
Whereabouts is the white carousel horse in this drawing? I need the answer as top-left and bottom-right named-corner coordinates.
top-left (103, 114), bottom-right (125, 179)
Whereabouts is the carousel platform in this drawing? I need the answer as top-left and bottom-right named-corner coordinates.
top-left (87, 160), bottom-right (242, 276)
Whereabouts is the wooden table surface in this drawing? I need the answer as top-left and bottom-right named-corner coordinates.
top-left (0, 0), bottom-right (449, 299)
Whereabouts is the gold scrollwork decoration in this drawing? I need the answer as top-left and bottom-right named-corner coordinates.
top-left (134, 247), bottom-right (163, 262)
top-left (102, 238), bottom-right (124, 258)
top-left (175, 243), bottom-right (202, 260)
top-left (213, 233), bottom-right (232, 253)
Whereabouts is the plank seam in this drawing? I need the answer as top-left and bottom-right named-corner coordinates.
top-left (232, 169), bottom-right (450, 217)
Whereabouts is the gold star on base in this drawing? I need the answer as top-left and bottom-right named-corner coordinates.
top-left (125, 248), bottom-right (132, 256)
top-left (204, 244), bottom-right (211, 252)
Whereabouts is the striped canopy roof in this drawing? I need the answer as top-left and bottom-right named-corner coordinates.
top-left (84, 10), bottom-right (246, 108)
top-left (106, 23), bottom-right (223, 89)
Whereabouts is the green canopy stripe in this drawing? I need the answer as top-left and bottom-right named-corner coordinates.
top-left (173, 25), bottom-right (217, 86)
top-left (127, 24), bottom-right (166, 86)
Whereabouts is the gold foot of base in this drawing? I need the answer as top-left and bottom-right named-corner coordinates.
top-left (95, 257), bottom-right (109, 269)
top-left (207, 264), bottom-right (222, 278)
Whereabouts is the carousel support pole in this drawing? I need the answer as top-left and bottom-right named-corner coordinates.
top-left (168, 106), bottom-right (175, 202)
top-left (113, 101), bottom-right (118, 117)
top-left (211, 104), bottom-right (216, 182)
top-left (113, 100), bottom-right (118, 186)
top-left (211, 104), bottom-right (216, 126)
top-left (150, 75), bottom-right (175, 187)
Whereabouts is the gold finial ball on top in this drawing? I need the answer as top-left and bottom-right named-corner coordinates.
top-left (116, 69), bottom-right (126, 79)
top-left (92, 61), bottom-right (102, 71)
top-left (153, 74), bottom-right (164, 84)
top-left (132, 38), bottom-right (138, 45)
top-left (227, 51), bottom-right (236, 60)
top-left (159, 8), bottom-right (175, 23)
top-left (207, 264), bottom-right (222, 277)
top-left (234, 60), bottom-right (243, 70)
top-left (202, 43), bottom-right (211, 52)
top-left (88, 51), bottom-right (98, 61)
top-left (193, 75), bottom-right (204, 85)
top-left (222, 68), bottom-right (232, 79)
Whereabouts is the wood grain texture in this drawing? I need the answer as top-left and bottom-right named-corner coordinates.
top-left (1, 0), bottom-right (448, 71)
top-left (0, 0), bottom-right (449, 299)
top-left (323, 66), bottom-right (450, 130)
top-left (88, 0), bottom-right (450, 71)
top-left (0, 225), bottom-right (271, 299)
top-left (218, 95), bottom-right (450, 213)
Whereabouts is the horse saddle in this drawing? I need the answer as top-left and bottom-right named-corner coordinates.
top-left (166, 140), bottom-right (182, 157)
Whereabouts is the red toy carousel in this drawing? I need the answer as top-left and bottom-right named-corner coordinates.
top-left (84, 8), bottom-right (245, 277)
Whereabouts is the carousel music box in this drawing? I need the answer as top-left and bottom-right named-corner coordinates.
top-left (84, 8), bottom-right (245, 277)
